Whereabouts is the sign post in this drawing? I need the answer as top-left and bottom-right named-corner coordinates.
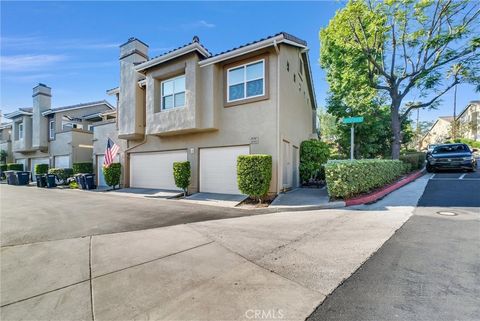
top-left (342, 117), bottom-right (364, 160)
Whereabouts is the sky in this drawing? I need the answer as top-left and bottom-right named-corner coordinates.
top-left (1, 1), bottom-right (478, 123)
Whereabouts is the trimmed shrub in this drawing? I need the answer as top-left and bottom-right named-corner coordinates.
top-left (7, 163), bottom-right (23, 171)
top-left (399, 152), bottom-right (426, 171)
top-left (300, 140), bottom-right (330, 182)
top-left (48, 168), bottom-right (74, 184)
top-left (34, 163), bottom-right (49, 175)
top-left (237, 154), bottom-right (272, 202)
top-left (73, 162), bottom-right (93, 174)
top-left (325, 159), bottom-right (407, 199)
top-left (103, 163), bottom-right (122, 189)
top-left (173, 161), bottom-right (191, 196)
top-left (0, 164), bottom-right (7, 179)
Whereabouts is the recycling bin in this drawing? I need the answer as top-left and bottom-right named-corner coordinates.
top-left (84, 174), bottom-right (96, 190)
top-left (75, 174), bottom-right (87, 190)
top-left (36, 174), bottom-right (47, 187)
top-left (16, 171), bottom-right (30, 185)
top-left (46, 174), bottom-right (57, 188)
top-left (5, 171), bottom-right (17, 185)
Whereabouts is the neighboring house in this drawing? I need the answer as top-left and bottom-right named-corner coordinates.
top-left (421, 116), bottom-right (453, 150)
top-left (92, 110), bottom-right (127, 187)
top-left (0, 112), bottom-right (13, 164)
top-left (456, 100), bottom-right (479, 141)
top-left (103, 33), bottom-right (317, 195)
top-left (4, 84), bottom-right (115, 176)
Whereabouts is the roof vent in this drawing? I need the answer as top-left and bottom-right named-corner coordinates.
top-left (192, 35), bottom-right (200, 43)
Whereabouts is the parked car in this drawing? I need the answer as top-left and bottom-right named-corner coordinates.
top-left (426, 143), bottom-right (477, 172)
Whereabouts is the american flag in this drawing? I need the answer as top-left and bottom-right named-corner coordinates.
top-left (103, 138), bottom-right (120, 168)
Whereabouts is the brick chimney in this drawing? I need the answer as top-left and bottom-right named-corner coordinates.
top-left (118, 38), bottom-right (149, 139)
top-left (32, 83), bottom-right (51, 149)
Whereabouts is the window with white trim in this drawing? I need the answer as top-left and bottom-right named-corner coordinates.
top-left (161, 75), bottom-right (186, 110)
top-left (49, 119), bottom-right (55, 139)
top-left (227, 59), bottom-right (265, 102)
top-left (18, 122), bottom-right (24, 140)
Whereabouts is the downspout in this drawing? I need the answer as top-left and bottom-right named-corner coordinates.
top-left (274, 40), bottom-right (281, 194)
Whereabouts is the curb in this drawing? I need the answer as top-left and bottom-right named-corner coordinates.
top-left (345, 169), bottom-right (425, 206)
top-left (269, 201), bottom-right (346, 211)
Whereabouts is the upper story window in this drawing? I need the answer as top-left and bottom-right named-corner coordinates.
top-left (18, 123), bottom-right (24, 140)
top-left (161, 75), bottom-right (185, 110)
top-left (227, 59), bottom-right (265, 102)
top-left (49, 120), bottom-right (55, 139)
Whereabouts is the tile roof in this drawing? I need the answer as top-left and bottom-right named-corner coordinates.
top-left (19, 107), bottom-right (33, 113)
top-left (146, 36), bottom-right (212, 62)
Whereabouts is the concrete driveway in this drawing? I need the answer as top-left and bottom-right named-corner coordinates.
top-left (1, 177), bottom-right (430, 320)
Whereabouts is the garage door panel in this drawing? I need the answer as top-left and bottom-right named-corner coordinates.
top-left (200, 146), bottom-right (249, 194)
top-left (54, 155), bottom-right (70, 169)
top-left (130, 151), bottom-right (187, 190)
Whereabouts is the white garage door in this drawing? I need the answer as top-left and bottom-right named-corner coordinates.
top-left (97, 154), bottom-right (120, 187)
top-left (31, 157), bottom-right (50, 175)
top-left (15, 159), bottom-right (27, 171)
top-left (54, 155), bottom-right (70, 168)
top-left (199, 145), bottom-right (249, 194)
top-left (130, 150), bottom-right (187, 190)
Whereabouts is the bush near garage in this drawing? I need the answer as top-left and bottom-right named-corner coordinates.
top-left (48, 168), bottom-right (74, 184)
top-left (237, 154), bottom-right (272, 203)
top-left (299, 140), bottom-right (331, 183)
top-left (7, 163), bottom-right (23, 171)
top-left (445, 138), bottom-right (480, 149)
top-left (325, 159), bottom-right (408, 199)
top-left (173, 161), bottom-right (191, 196)
top-left (103, 163), bottom-right (122, 189)
top-left (73, 162), bottom-right (93, 174)
top-left (399, 152), bottom-right (426, 171)
top-left (0, 164), bottom-right (7, 179)
top-left (34, 164), bottom-right (49, 175)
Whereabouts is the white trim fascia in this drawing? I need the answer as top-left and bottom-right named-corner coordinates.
top-left (303, 52), bottom-right (317, 111)
top-left (199, 36), bottom-right (307, 67)
top-left (106, 87), bottom-right (119, 95)
top-left (42, 101), bottom-right (115, 116)
top-left (4, 110), bottom-right (32, 119)
top-left (135, 43), bottom-right (210, 72)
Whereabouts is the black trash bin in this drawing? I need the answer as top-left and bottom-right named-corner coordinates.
top-left (36, 174), bottom-right (47, 187)
top-left (5, 171), bottom-right (17, 185)
top-left (16, 171), bottom-right (30, 185)
top-left (84, 174), bottom-right (96, 190)
top-left (46, 174), bottom-right (57, 188)
top-left (75, 174), bottom-right (87, 189)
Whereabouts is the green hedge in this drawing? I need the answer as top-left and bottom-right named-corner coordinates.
top-left (34, 163), bottom-right (49, 175)
top-left (445, 138), bottom-right (480, 149)
top-left (0, 164), bottom-right (7, 179)
top-left (237, 154), bottom-right (272, 202)
top-left (300, 140), bottom-right (330, 182)
top-left (7, 163), bottom-right (23, 171)
top-left (48, 168), bottom-right (74, 183)
top-left (73, 162), bottom-right (93, 174)
top-left (399, 152), bottom-right (426, 171)
top-left (103, 163), bottom-right (121, 189)
top-left (173, 161), bottom-right (191, 196)
top-left (325, 159), bottom-right (408, 199)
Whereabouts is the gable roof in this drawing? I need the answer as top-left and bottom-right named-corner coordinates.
top-left (42, 100), bottom-right (115, 116)
top-left (4, 108), bottom-right (33, 119)
top-left (457, 100), bottom-right (480, 119)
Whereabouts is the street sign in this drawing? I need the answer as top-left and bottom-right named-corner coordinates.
top-left (342, 116), bottom-right (364, 124)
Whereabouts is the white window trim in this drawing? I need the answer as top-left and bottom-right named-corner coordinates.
top-left (18, 123), bottom-right (24, 140)
top-left (227, 58), bottom-right (265, 103)
top-left (160, 75), bottom-right (186, 111)
top-left (49, 120), bottom-right (55, 139)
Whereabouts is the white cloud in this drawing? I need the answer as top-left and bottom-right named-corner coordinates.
top-left (0, 35), bottom-right (120, 51)
top-left (181, 20), bottom-right (216, 30)
top-left (1, 54), bottom-right (67, 72)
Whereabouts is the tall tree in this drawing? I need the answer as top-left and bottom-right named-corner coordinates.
top-left (320, 0), bottom-right (480, 159)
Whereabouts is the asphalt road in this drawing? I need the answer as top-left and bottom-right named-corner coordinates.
top-left (308, 167), bottom-right (480, 321)
top-left (0, 184), bottom-right (271, 247)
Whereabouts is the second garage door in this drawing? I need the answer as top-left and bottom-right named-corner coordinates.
top-left (199, 145), bottom-right (249, 194)
top-left (130, 150), bottom-right (187, 190)
top-left (31, 157), bottom-right (50, 176)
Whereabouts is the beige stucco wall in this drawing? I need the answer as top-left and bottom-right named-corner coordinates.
top-left (458, 102), bottom-right (479, 141)
top-left (421, 119), bottom-right (452, 149)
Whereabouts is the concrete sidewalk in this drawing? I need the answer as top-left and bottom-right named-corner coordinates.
top-left (1, 177), bottom-right (430, 321)
top-left (270, 187), bottom-right (345, 209)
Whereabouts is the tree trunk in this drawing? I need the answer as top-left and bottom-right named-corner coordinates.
top-left (391, 101), bottom-right (402, 160)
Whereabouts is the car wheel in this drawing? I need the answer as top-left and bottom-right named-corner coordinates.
top-left (470, 166), bottom-right (477, 172)
top-left (426, 164), bottom-right (435, 173)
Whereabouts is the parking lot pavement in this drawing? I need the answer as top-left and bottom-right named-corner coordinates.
top-left (0, 184), bottom-right (272, 246)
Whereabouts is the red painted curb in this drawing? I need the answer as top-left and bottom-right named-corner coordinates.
top-left (345, 170), bottom-right (424, 206)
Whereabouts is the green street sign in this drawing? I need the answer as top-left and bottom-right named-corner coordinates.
top-left (342, 116), bottom-right (364, 124)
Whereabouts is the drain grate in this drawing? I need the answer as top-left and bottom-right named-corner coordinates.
top-left (436, 211), bottom-right (458, 216)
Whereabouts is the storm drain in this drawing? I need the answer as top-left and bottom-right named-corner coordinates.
top-left (436, 211), bottom-right (458, 216)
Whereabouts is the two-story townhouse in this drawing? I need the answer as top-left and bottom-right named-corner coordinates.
top-left (5, 84), bottom-right (115, 176)
top-left (0, 112), bottom-right (13, 164)
top-left (421, 116), bottom-right (454, 149)
top-left (457, 101), bottom-right (479, 141)
top-left (105, 33), bottom-right (317, 195)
